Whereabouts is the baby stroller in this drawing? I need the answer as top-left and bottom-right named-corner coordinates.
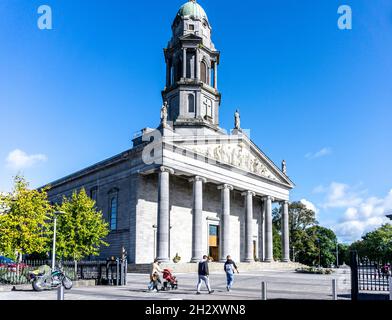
top-left (161, 269), bottom-right (178, 291)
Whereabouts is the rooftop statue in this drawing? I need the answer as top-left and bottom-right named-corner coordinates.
top-left (234, 109), bottom-right (241, 130)
top-left (161, 102), bottom-right (168, 128)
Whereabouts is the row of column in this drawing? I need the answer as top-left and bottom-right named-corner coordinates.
top-left (156, 167), bottom-right (290, 263)
top-left (180, 48), bottom-right (218, 89)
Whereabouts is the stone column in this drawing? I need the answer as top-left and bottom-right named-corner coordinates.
top-left (281, 201), bottom-right (290, 262)
top-left (190, 176), bottom-right (207, 262)
top-left (157, 166), bottom-right (174, 262)
top-left (218, 184), bottom-right (233, 262)
top-left (259, 199), bottom-right (265, 262)
top-left (196, 49), bottom-right (200, 81)
top-left (242, 191), bottom-right (255, 262)
top-left (264, 196), bottom-right (273, 262)
top-left (214, 61), bottom-right (218, 89)
top-left (182, 48), bottom-right (187, 79)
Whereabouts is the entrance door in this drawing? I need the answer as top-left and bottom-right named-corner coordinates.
top-left (209, 225), bottom-right (219, 262)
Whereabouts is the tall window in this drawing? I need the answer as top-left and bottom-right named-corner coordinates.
top-left (175, 60), bottom-right (182, 82)
top-left (210, 66), bottom-right (215, 87)
top-left (188, 94), bottom-right (195, 113)
top-left (201, 61), bottom-right (208, 84)
top-left (186, 54), bottom-right (192, 79)
top-left (109, 190), bottom-right (118, 231)
top-left (170, 65), bottom-right (174, 86)
top-left (90, 187), bottom-right (98, 203)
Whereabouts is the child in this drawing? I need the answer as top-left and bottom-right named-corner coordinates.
top-left (150, 272), bottom-right (162, 292)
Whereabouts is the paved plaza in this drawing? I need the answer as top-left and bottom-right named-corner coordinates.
top-left (0, 269), bottom-right (351, 300)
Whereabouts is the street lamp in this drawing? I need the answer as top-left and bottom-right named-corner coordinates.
top-left (52, 211), bottom-right (65, 270)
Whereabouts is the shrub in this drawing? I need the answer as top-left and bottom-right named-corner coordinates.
top-left (173, 253), bottom-right (181, 263)
top-left (295, 267), bottom-right (334, 275)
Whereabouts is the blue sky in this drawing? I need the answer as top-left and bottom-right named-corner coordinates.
top-left (1, 0), bottom-right (391, 243)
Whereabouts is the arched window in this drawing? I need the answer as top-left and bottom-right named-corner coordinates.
top-left (108, 189), bottom-right (118, 231)
top-left (188, 94), bottom-right (195, 113)
top-left (201, 61), bottom-right (208, 84)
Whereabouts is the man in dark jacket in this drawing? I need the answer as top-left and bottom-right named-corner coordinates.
top-left (196, 255), bottom-right (214, 294)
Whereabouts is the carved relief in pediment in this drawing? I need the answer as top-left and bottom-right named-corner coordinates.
top-left (189, 143), bottom-right (279, 182)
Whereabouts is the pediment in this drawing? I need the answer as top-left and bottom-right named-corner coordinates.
top-left (171, 136), bottom-right (294, 187)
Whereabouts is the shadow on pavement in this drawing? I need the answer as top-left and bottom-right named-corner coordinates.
top-left (338, 293), bottom-right (390, 301)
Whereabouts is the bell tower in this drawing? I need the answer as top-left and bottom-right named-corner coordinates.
top-left (162, 0), bottom-right (221, 130)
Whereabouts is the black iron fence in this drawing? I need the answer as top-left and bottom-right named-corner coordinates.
top-left (0, 258), bottom-right (127, 286)
top-left (350, 251), bottom-right (391, 300)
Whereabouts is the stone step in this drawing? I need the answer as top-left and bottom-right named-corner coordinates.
top-left (128, 262), bottom-right (307, 274)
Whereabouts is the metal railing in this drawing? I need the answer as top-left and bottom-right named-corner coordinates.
top-left (350, 251), bottom-right (391, 300)
top-left (0, 259), bottom-right (127, 286)
top-left (358, 261), bottom-right (391, 291)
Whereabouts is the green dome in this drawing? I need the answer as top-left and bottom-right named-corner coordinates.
top-left (177, 0), bottom-right (209, 22)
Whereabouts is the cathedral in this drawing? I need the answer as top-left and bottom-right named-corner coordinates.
top-left (46, 0), bottom-right (295, 265)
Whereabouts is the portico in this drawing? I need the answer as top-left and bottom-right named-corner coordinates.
top-left (154, 166), bottom-right (291, 263)
top-left (152, 127), bottom-right (293, 263)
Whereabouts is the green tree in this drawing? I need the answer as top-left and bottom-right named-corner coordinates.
top-left (299, 226), bottom-right (337, 267)
top-left (349, 240), bottom-right (366, 257)
top-left (337, 243), bottom-right (350, 266)
top-left (273, 201), bottom-right (318, 263)
top-left (273, 225), bottom-right (282, 260)
top-left (350, 224), bottom-right (392, 261)
top-left (55, 188), bottom-right (110, 261)
top-left (0, 176), bottom-right (53, 261)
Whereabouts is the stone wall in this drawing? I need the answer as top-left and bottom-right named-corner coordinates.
top-left (46, 153), bottom-right (137, 262)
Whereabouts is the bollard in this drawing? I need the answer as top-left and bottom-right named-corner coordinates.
top-left (116, 259), bottom-right (120, 286)
top-left (389, 277), bottom-right (392, 301)
top-left (124, 259), bottom-right (128, 285)
top-left (57, 285), bottom-right (64, 300)
top-left (332, 279), bottom-right (338, 300)
top-left (261, 282), bottom-right (267, 300)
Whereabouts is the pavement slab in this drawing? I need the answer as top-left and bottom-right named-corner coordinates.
top-left (0, 269), bottom-right (352, 301)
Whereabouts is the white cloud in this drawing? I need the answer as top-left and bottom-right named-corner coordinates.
top-left (300, 199), bottom-right (319, 214)
top-left (305, 147), bottom-right (332, 160)
top-left (313, 185), bottom-right (326, 193)
top-left (6, 149), bottom-right (48, 170)
top-left (316, 182), bottom-right (392, 243)
top-left (321, 182), bottom-right (364, 209)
